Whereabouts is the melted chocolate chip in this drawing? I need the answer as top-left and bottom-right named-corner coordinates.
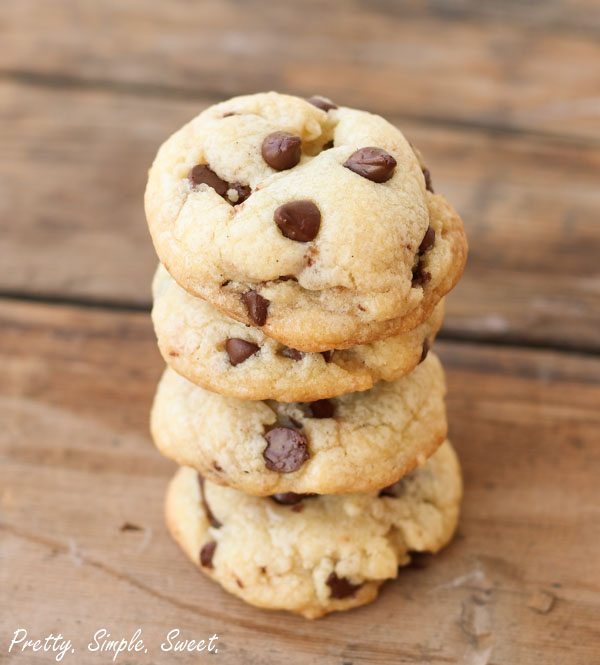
top-left (307, 399), bottom-right (336, 419)
top-left (242, 290), bottom-right (270, 326)
top-left (344, 147), bottom-right (396, 183)
top-left (198, 475), bottom-right (222, 528)
top-left (419, 339), bottom-right (430, 364)
top-left (326, 572), bottom-right (362, 599)
top-left (307, 96), bottom-right (338, 112)
top-left (321, 350), bottom-right (334, 363)
top-left (422, 167), bottom-right (434, 193)
top-left (225, 338), bottom-right (260, 366)
top-left (412, 262), bottom-right (432, 288)
top-left (323, 140), bottom-right (334, 150)
top-left (262, 131), bottom-right (302, 171)
top-left (418, 226), bottom-right (435, 254)
top-left (189, 165), bottom-right (229, 197)
top-left (263, 427), bottom-right (309, 473)
top-left (229, 183), bottom-right (251, 205)
top-left (189, 164), bottom-right (250, 205)
top-left (271, 492), bottom-right (310, 505)
top-left (274, 200), bottom-right (321, 242)
top-left (200, 540), bottom-right (217, 568)
top-left (281, 346), bottom-right (304, 361)
top-left (277, 275), bottom-right (298, 282)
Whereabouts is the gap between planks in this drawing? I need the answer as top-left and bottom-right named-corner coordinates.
top-left (2, 68), bottom-right (598, 150)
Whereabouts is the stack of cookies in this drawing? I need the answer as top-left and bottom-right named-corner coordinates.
top-left (145, 92), bottom-right (468, 619)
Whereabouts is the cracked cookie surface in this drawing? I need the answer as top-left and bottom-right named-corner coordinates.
top-left (165, 440), bottom-right (461, 618)
top-left (151, 353), bottom-right (447, 495)
top-left (152, 264), bottom-right (444, 402)
top-left (145, 92), bottom-right (467, 352)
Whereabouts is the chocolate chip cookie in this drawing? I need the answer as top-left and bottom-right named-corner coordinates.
top-left (152, 264), bottom-right (444, 402)
top-left (165, 440), bottom-right (462, 618)
top-left (151, 353), bottom-right (447, 496)
top-left (145, 92), bottom-right (467, 352)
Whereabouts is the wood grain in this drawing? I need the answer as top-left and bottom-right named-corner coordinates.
top-left (2, 80), bottom-right (599, 350)
top-left (1, 0), bottom-right (599, 140)
top-left (1, 299), bottom-right (599, 664)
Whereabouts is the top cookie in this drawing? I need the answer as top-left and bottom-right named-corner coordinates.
top-left (145, 92), bottom-right (467, 352)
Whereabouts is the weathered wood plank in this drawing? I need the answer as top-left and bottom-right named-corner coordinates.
top-left (398, 0), bottom-right (600, 32)
top-left (2, 81), bottom-right (599, 350)
top-left (1, 299), bottom-right (599, 664)
top-left (1, 0), bottom-right (599, 139)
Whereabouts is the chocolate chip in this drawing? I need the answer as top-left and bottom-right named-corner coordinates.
top-left (261, 131), bottom-right (302, 171)
top-left (274, 200), bottom-right (321, 242)
top-left (277, 275), bottom-right (297, 282)
top-left (225, 338), bottom-right (260, 366)
top-left (419, 339), bottom-right (430, 364)
top-left (242, 290), bottom-right (270, 326)
top-left (307, 399), bottom-right (335, 418)
top-left (271, 492), bottom-right (310, 505)
top-left (228, 183), bottom-right (251, 205)
top-left (198, 476), bottom-right (222, 528)
top-left (326, 572), bottom-right (362, 599)
top-left (422, 167), bottom-right (434, 193)
top-left (412, 262), bottom-right (431, 287)
top-left (321, 350), bottom-right (334, 363)
top-left (200, 540), bottom-right (217, 568)
top-left (281, 346), bottom-right (304, 361)
top-left (307, 95), bottom-right (338, 112)
top-left (323, 140), bottom-right (334, 150)
top-left (189, 165), bottom-right (229, 197)
top-left (189, 164), bottom-right (251, 205)
top-left (263, 427), bottom-right (309, 473)
top-left (418, 226), bottom-right (435, 254)
top-left (343, 147), bottom-right (396, 183)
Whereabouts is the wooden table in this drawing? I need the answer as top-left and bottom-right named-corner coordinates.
top-left (1, 2), bottom-right (599, 663)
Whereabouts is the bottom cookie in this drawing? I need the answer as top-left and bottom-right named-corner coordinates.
top-left (165, 440), bottom-right (462, 619)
